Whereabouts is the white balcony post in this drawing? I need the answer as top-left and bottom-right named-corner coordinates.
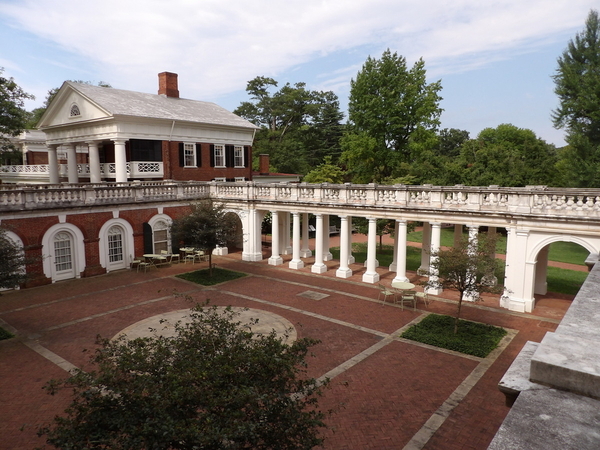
top-left (87, 141), bottom-right (102, 183)
top-left (392, 220), bottom-right (409, 283)
top-left (113, 139), bottom-right (128, 183)
top-left (362, 217), bottom-right (380, 283)
top-left (311, 214), bottom-right (327, 273)
top-left (323, 214), bottom-right (332, 261)
top-left (336, 215), bottom-right (352, 278)
top-left (268, 210), bottom-right (283, 266)
top-left (300, 212), bottom-right (312, 258)
top-left (282, 212), bottom-right (292, 255)
top-left (67, 143), bottom-right (79, 184)
top-left (47, 144), bottom-right (59, 184)
top-left (426, 222), bottom-right (443, 295)
top-left (289, 212), bottom-right (304, 269)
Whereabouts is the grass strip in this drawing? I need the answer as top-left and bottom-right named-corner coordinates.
top-left (177, 267), bottom-right (247, 286)
top-left (0, 326), bottom-right (14, 341)
top-left (401, 314), bottom-right (507, 358)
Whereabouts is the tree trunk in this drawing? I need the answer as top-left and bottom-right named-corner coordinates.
top-left (454, 291), bottom-right (464, 334)
top-left (208, 253), bottom-right (213, 277)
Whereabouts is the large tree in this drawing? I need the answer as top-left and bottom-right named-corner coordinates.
top-left (170, 199), bottom-right (239, 276)
top-left (0, 68), bottom-right (34, 163)
top-left (342, 49), bottom-right (443, 183)
top-left (38, 304), bottom-right (329, 449)
top-left (235, 77), bottom-right (344, 175)
top-left (552, 9), bottom-right (600, 187)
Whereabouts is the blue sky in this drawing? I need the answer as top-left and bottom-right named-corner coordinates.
top-left (1, 0), bottom-right (598, 147)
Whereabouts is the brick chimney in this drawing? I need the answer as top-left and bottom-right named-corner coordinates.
top-left (158, 72), bottom-right (179, 98)
top-left (259, 154), bottom-right (270, 175)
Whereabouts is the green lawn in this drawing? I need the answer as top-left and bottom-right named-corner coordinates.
top-left (177, 268), bottom-right (247, 286)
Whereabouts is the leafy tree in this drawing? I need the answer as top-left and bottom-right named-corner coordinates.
top-left (0, 227), bottom-right (28, 292)
top-left (235, 77), bottom-right (344, 175)
top-left (38, 304), bottom-right (330, 450)
top-left (352, 218), bottom-right (396, 251)
top-left (453, 124), bottom-right (559, 187)
top-left (342, 49), bottom-right (443, 182)
top-left (302, 156), bottom-right (346, 184)
top-left (0, 68), bottom-right (34, 162)
top-left (552, 9), bottom-right (600, 187)
top-left (424, 234), bottom-right (501, 334)
top-left (170, 199), bottom-right (239, 276)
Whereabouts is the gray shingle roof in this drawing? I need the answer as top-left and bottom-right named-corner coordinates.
top-left (67, 82), bottom-right (258, 129)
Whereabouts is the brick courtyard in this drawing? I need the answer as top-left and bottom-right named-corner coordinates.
top-left (0, 248), bottom-right (570, 450)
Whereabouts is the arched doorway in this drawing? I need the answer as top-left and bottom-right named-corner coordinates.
top-left (42, 224), bottom-right (86, 282)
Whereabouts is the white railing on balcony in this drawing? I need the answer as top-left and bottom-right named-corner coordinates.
top-left (1, 181), bottom-right (600, 222)
top-left (0, 162), bottom-right (164, 180)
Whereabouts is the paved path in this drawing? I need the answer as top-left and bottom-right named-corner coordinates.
top-left (0, 249), bottom-right (572, 450)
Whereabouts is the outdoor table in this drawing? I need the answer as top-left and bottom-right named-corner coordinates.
top-left (143, 254), bottom-right (168, 267)
top-left (391, 281), bottom-right (415, 290)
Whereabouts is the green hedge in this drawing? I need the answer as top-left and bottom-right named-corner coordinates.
top-left (401, 314), bottom-right (507, 358)
top-left (176, 267), bottom-right (247, 286)
top-left (0, 326), bottom-right (14, 341)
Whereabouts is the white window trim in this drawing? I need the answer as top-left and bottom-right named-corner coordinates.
top-left (184, 142), bottom-right (196, 168)
top-left (214, 177), bottom-right (226, 182)
top-left (234, 177), bottom-right (246, 182)
top-left (234, 145), bottom-right (244, 168)
top-left (214, 144), bottom-right (225, 168)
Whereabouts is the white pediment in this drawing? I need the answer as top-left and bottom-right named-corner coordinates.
top-left (38, 84), bottom-right (112, 129)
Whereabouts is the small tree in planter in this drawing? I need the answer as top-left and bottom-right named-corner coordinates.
top-left (171, 199), bottom-right (239, 276)
top-left (424, 233), bottom-right (502, 334)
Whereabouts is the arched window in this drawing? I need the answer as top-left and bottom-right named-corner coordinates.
top-left (108, 226), bottom-right (124, 263)
top-left (70, 104), bottom-right (81, 117)
top-left (54, 232), bottom-right (73, 274)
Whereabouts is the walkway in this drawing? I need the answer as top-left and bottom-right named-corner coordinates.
top-left (0, 249), bottom-right (572, 450)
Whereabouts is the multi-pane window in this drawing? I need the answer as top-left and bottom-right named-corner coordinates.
top-left (108, 226), bottom-right (123, 263)
top-left (54, 232), bottom-right (73, 272)
top-left (214, 144), bottom-right (225, 167)
top-left (184, 143), bottom-right (196, 167)
top-left (234, 146), bottom-right (244, 167)
top-left (153, 220), bottom-right (169, 253)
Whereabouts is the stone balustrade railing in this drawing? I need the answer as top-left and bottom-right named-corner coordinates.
top-left (0, 162), bottom-right (164, 179)
top-left (1, 181), bottom-right (599, 219)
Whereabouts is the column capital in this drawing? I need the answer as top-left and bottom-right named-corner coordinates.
top-left (112, 139), bottom-right (127, 145)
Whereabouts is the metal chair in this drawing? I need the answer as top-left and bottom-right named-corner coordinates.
top-left (399, 290), bottom-right (417, 311)
top-left (415, 291), bottom-right (430, 308)
top-left (378, 284), bottom-right (397, 305)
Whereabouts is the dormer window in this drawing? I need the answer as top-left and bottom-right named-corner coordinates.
top-left (70, 104), bottom-right (81, 117)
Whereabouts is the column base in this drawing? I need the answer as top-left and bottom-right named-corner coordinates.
top-left (389, 262), bottom-right (397, 272)
top-left (425, 286), bottom-right (443, 295)
top-left (300, 249), bottom-right (312, 258)
top-left (311, 263), bottom-right (327, 274)
top-left (242, 252), bottom-right (263, 262)
top-left (364, 259), bottom-right (379, 268)
top-left (362, 271), bottom-right (380, 283)
top-left (336, 267), bottom-right (353, 278)
top-left (392, 275), bottom-right (410, 284)
top-left (348, 256), bottom-right (355, 264)
top-left (502, 295), bottom-right (535, 313)
top-left (268, 256), bottom-right (283, 266)
top-left (213, 246), bottom-right (228, 256)
top-left (323, 252), bottom-right (333, 261)
top-left (289, 260), bottom-right (304, 270)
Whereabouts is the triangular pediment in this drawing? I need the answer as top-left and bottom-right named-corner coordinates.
top-left (37, 82), bottom-right (113, 129)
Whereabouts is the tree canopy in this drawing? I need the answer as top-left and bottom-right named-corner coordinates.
top-left (552, 9), bottom-right (600, 187)
top-left (342, 49), bottom-right (443, 183)
top-left (170, 199), bottom-right (239, 275)
top-left (0, 68), bottom-right (34, 160)
top-left (38, 304), bottom-right (329, 450)
top-left (0, 227), bottom-right (28, 292)
top-left (234, 77), bottom-right (344, 175)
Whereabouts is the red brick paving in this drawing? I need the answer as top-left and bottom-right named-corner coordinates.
top-left (0, 248), bottom-right (569, 450)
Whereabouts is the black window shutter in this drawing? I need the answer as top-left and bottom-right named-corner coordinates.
top-left (178, 143), bottom-right (184, 167)
top-left (210, 144), bottom-right (215, 167)
top-left (196, 144), bottom-right (202, 167)
top-left (226, 145), bottom-right (234, 168)
top-left (244, 146), bottom-right (249, 168)
top-left (143, 223), bottom-right (153, 254)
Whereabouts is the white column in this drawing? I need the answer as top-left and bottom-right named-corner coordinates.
top-left (336, 216), bottom-right (352, 278)
top-left (282, 212), bottom-right (292, 255)
top-left (87, 141), bottom-right (102, 183)
top-left (389, 220), bottom-right (399, 272)
top-left (419, 222), bottom-right (431, 275)
top-left (67, 143), bottom-right (79, 184)
top-left (362, 217), bottom-right (380, 283)
top-left (47, 145), bottom-right (60, 184)
top-left (534, 245), bottom-right (549, 295)
top-left (113, 139), bottom-right (128, 183)
top-left (347, 216), bottom-right (355, 264)
top-left (289, 212), bottom-right (304, 269)
top-left (463, 225), bottom-right (479, 302)
top-left (300, 213), bottom-right (312, 257)
top-left (323, 214), bottom-right (332, 261)
top-left (426, 222), bottom-right (442, 295)
top-left (392, 220), bottom-right (409, 283)
top-left (242, 208), bottom-right (264, 261)
top-left (311, 214), bottom-right (327, 273)
top-left (268, 211), bottom-right (283, 265)
top-left (504, 228), bottom-right (535, 312)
